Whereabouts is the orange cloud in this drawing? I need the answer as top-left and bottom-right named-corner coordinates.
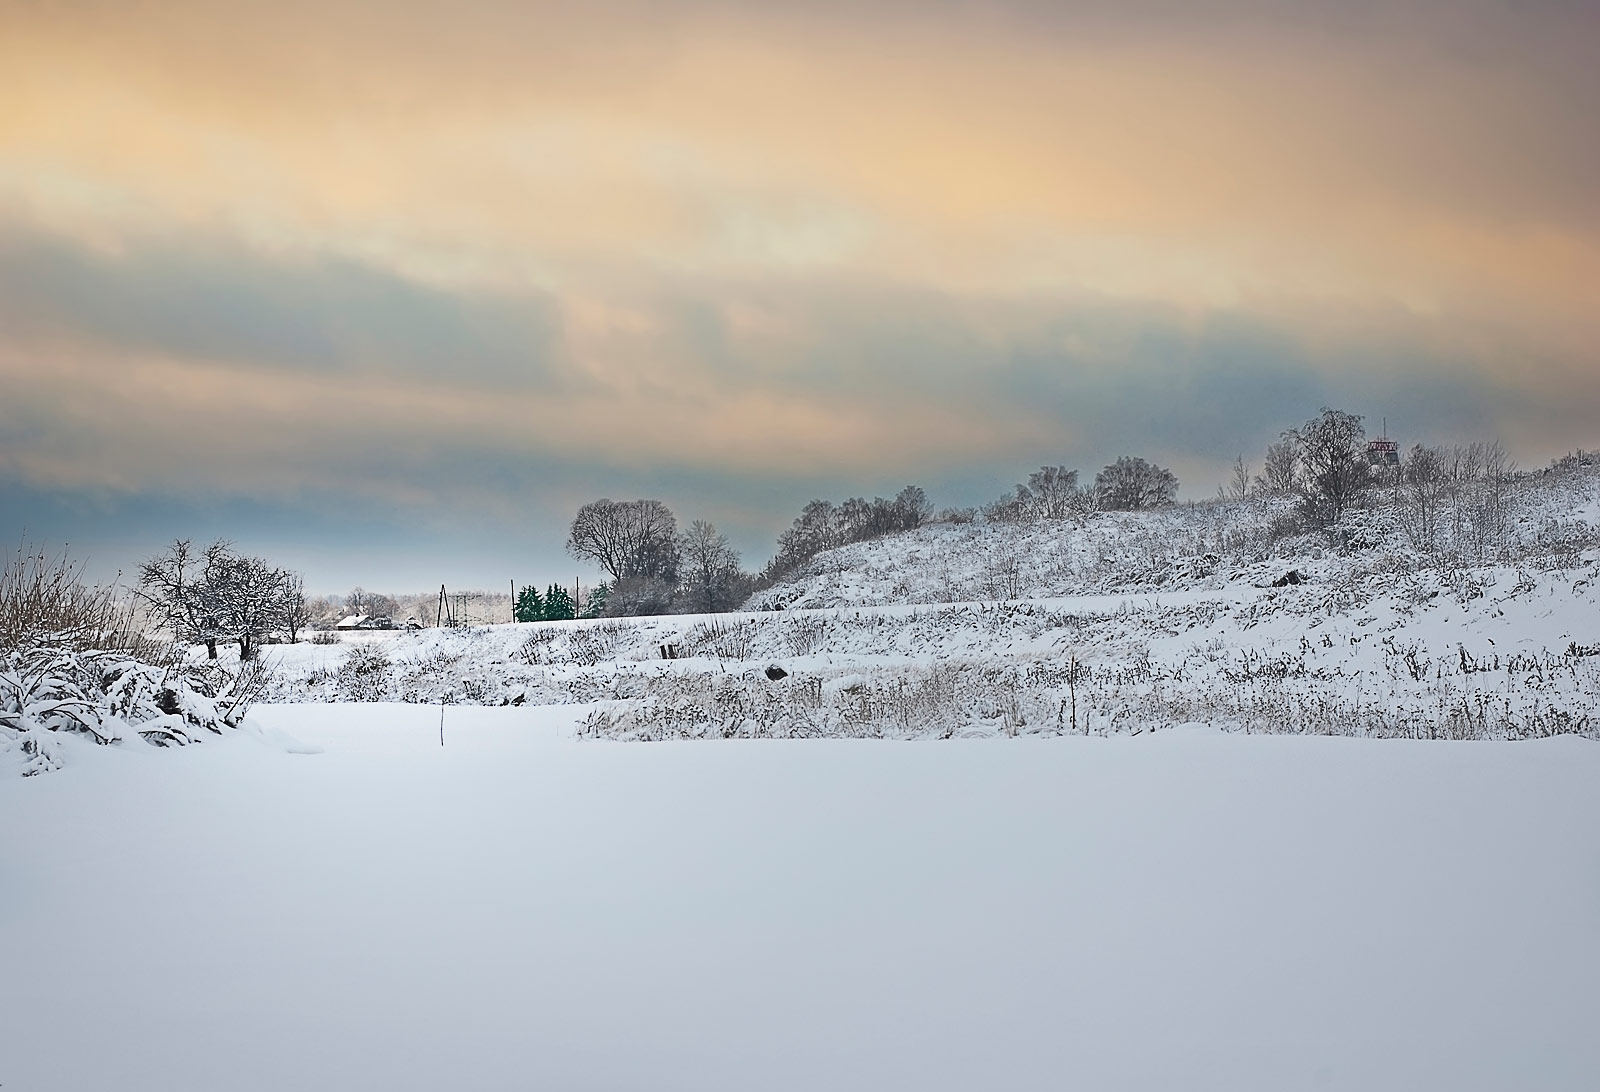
top-left (1, 0), bottom-right (1596, 504)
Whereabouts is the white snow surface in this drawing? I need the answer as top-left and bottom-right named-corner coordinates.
top-left (241, 461), bottom-right (1600, 742)
top-left (4, 707), bottom-right (1598, 1090)
top-left (254, 556), bottom-right (1600, 741)
top-left (749, 461), bottom-right (1600, 611)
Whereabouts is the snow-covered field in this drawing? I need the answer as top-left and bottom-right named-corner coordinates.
top-left (5, 462), bottom-right (1598, 1088)
top-left (252, 554), bottom-right (1600, 742)
top-left (4, 705), bottom-right (1597, 1091)
top-left (241, 461), bottom-right (1600, 742)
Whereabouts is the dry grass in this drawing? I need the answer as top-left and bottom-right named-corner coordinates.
top-left (0, 544), bottom-right (174, 662)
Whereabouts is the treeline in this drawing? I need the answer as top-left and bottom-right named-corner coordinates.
top-left (559, 461), bottom-right (1189, 615)
top-left (758, 486), bottom-right (933, 585)
top-left (513, 584), bottom-right (579, 623)
top-left (983, 456), bottom-right (1180, 523)
top-left (563, 499), bottom-right (752, 617)
top-left (555, 487), bottom-right (938, 616)
top-left (343, 408), bottom-right (1562, 626)
top-left (1218, 407), bottom-right (1518, 559)
top-left (298, 589), bottom-right (518, 629)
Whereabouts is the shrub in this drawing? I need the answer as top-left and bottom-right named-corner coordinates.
top-left (0, 544), bottom-right (165, 659)
top-left (336, 645), bottom-right (393, 702)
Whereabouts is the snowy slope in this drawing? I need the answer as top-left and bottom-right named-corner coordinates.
top-left (3, 708), bottom-right (1597, 1092)
top-left (15, 462), bottom-right (1593, 768)
top-left (253, 553), bottom-right (1600, 741)
top-left (749, 460), bottom-right (1600, 610)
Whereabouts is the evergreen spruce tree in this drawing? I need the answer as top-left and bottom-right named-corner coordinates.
top-left (514, 585), bottom-right (543, 623)
top-left (544, 583), bottom-right (575, 620)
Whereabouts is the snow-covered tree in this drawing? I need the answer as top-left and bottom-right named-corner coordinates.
top-left (581, 581), bottom-right (610, 619)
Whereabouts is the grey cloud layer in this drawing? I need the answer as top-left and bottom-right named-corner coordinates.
top-left (3, 216), bottom-right (1594, 589)
top-left (3, 221), bottom-right (1580, 460)
top-left (0, 225), bottom-right (566, 390)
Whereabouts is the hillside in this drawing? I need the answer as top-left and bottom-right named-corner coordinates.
top-left (253, 459), bottom-right (1600, 742)
top-left (748, 458), bottom-right (1600, 610)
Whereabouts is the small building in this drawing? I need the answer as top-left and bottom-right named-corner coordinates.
top-left (336, 614), bottom-right (396, 631)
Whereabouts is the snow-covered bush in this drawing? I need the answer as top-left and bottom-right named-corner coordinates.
top-left (0, 546), bottom-right (267, 775)
top-left (336, 644), bottom-right (394, 702)
top-left (1, 645), bottom-right (267, 775)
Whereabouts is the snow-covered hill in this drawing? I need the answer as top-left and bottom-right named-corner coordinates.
top-left (748, 459), bottom-right (1600, 610)
top-left (253, 460), bottom-right (1600, 743)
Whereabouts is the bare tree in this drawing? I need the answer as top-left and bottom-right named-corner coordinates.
top-left (1255, 440), bottom-right (1298, 496)
top-left (1287, 408), bottom-right (1370, 527)
top-left (367, 592), bottom-right (401, 620)
top-left (604, 577), bottom-right (678, 618)
top-left (280, 573), bottom-right (312, 643)
top-left (1399, 444), bottom-right (1447, 552)
top-left (767, 499), bottom-right (841, 577)
top-left (567, 499), bottom-right (680, 584)
top-left (678, 520), bottom-right (746, 613)
top-left (1095, 456), bottom-right (1179, 510)
top-left (838, 497), bottom-right (874, 541)
top-left (986, 467), bottom-right (1091, 523)
top-left (760, 485), bottom-right (933, 585)
top-left (1468, 441), bottom-right (1515, 560)
top-left (214, 553), bottom-right (290, 661)
top-left (1219, 455), bottom-right (1251, 502)
top-left (1444, 441), bottom-right (1515, 561)
top-left (137, 540), bottom-right (233, 659)
top-left (892, 485), bottom-right (933, 531)
top-left (138, 540), bottom-right (294, 660)
top-left (1023, 466), bottom-right (1091, 519)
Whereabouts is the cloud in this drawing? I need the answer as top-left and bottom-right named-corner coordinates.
top-left (1, 1), bottom-right (1597, 585)
top-left (2, 219), bottom-right (1581, 509)
top-left (0, 224), bottom-right (566, 390)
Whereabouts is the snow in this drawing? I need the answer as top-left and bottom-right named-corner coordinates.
top-left (749, 460), bottom-right (1600, 611)
top-left (237, 462), bottom-right (1600, 742)
top-left (4, 706), bottom-right (1598, 1090)
top-left (6, 462), bottom-right (1599, 1085)
top-left (248, 555), bottom-right (1600, 741)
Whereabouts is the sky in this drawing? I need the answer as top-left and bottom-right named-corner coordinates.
top-left (2, 0), bottom-right (1597, 592)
